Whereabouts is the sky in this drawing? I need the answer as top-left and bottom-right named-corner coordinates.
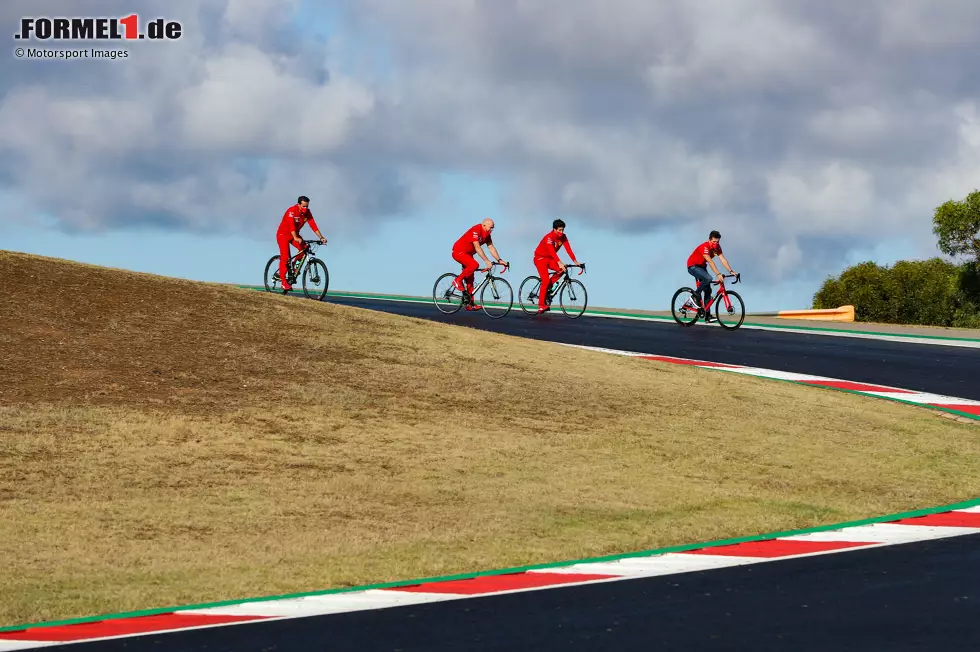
top-left (2, 0), bottom-right (979, 311)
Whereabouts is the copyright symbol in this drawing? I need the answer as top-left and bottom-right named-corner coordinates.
top-left (15, 48), bottom-right (24, 58)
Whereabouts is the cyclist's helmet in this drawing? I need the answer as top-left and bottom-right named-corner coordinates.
top-left (553, 218), bottom-right (566, 229)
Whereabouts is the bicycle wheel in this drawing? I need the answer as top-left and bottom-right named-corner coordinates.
top-left (433, 272), bottom-right (465, 314)
top-left (263, 255), bottom-right (282, 292)
top-left (481, 276), bottom-right (513, 318)
top-left (670, 287), bottom-right (701, 326)
top-left (715, 290), bottom-right (745, 330)
top-left (302, 258), bottom-right (330, 300)
top-left (559, 279), bottom-right (588, 319)
top-left (518, 276), bottom-right (541, 315)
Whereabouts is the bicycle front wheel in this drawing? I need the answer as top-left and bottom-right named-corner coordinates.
top-left (264, 255), bottom-right (281, 292)
top-left (560, 279), bottom-right (588, 318)
top-left (671, 287), bottom-right (701, 326)
top-left (518, 276), bottom-right (541, 315)
top-left (715, 290), bottom-right (745, 330)
top-left (302, 258), bottom-right (330, 300)
top-left (433, 273), bottom-right (465, 314)
top-left (481, 277), bottom-right (513, 318)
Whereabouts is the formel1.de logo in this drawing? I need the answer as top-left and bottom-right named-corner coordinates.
top-left (14, 15), bottom-right (182, 41)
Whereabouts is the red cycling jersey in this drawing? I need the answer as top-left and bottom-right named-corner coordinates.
top-left (453, 223), bottom-right (492, 254)
top-left (686, 240), bottom-right (722, 268)
top-left (534, 230), bottom-right (576, 262)
top-left (277, 204), bottom-right (320, 238)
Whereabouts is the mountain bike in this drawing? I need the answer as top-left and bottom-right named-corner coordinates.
top-left (518, 263), bottom-right (588, 318)
top-left (432, 262), bottom-right (514, 318)
top-left (263, 240), bottom-right (330, 300)
top-left (671, 273), bottom-right (744, 330)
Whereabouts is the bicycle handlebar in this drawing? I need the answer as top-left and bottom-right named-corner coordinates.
top-left (564, 263), bottom-right (586, 275)
top-left (712, 273), bottom-right (740, 285)
top-left (482, 261), bottom-right (510, 273)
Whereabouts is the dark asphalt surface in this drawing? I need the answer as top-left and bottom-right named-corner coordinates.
top-left (47, 293), bottom-right (980, 651)
top-left (55, 533), bottom-right (980, 651)
top-left (324, 294), bottom-right (980, 400)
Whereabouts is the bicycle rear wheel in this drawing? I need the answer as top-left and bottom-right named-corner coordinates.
top-left (518, 275), bottom-right (541, 315)
top-left (715, 290), bottom-right (745, 330)
top-left (560, 279), bottom-right (588, 318)
top-left (433, 273), bottom-right (465, 314)
top-left (671, 287), bottom-right (701, 326)
top-left (264, 255), bottom-right (281, 292)
top-left (302, 258), bottom-right (330, 300)
top-left (481, 277), bottom-right (513, 318)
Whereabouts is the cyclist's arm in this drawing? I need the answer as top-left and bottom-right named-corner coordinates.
top-left (564, 240), bottom-right (578, 265)
top-left (718, 254), bottom-right (734, 274)
top-left (704, 253), bottom-right (722, 277)
top-left (487, 243), bottom-right (504, 264)
top-left (474, 243), bottom-right (493, 268)
top-left (308, 218), bottom-right (326, 242)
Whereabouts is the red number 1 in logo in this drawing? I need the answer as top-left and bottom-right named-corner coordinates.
top-left (120, 14), bottom-right (138, 39)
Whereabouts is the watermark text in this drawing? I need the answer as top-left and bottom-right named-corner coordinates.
top-left (14, 47), bottom-right (129, 60)
top-left (14, 15), bottom-right (181, 41)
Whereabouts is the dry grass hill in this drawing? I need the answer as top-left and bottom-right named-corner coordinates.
top-left (2, 249), bottom-right (980, 627)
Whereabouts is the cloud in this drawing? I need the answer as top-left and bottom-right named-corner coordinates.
top-left (767, 162), bottom-right (876, 236)
top-left (333, 0), bottom-right (980, 281)
top-left (0, 0), bottom-right (395, 236)
top-left (3, 0), bottom-right (980, 287)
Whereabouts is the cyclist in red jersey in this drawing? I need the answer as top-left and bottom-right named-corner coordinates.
top-left (451, 218), bottom-right (508, 310)
top-left (686, 230), bottom-right (737, 322)
top-left (533, 218), bottom-right (581, 315)
top-left (276, 195), bottom-right (326, 292)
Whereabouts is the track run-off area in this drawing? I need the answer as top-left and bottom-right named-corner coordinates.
top-left (3, 287), bottom-right (980, 651)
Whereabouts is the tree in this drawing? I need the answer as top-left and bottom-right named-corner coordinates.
top-left (933, 189), bottom-right (980, 262)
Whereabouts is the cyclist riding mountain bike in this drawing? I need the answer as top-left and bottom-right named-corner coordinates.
top-left (533, 218), bottom-right (581, 315)
top-left (686, 230), bottom-right (738, 323)
top-left (276, 195), bottom-right (327, 292)
top-left (452, 218), bottom-right (509, 311)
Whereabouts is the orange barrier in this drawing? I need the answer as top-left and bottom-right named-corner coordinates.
top-left (775, 305), bottom-right (855, 322)
top-left (748, 306), bottom-right (855, 321)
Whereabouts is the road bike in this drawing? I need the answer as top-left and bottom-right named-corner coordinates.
top-left (432, 262), bottom-right (514, 318)
top-left (518, 263), bottom-right (588, 318)
top-left (263, 240), bottom-right (330, 300)
top-left (670, 273), bottom-right (744, 330)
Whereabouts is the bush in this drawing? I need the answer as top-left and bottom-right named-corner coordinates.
top-left (813, 260), bottom-right (895, 322)
top-left (813, 258), bottom-right (980, 327)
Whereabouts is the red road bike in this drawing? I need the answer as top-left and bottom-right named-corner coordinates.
top-left (670, 273), bottom-right (745, 330)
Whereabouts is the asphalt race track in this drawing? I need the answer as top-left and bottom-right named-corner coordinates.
top-left (43, 293), bottom-right (980, 651)
top-left (48, 533), bottom-right (980, 651)
top-left (324, 294), bottom-right (980, 400)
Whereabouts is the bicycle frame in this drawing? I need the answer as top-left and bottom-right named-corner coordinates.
top-left (285, 241), bottom-right (321, 277)
top-left (693, 273), bottom-right (738, 312)
top-left (539, 263), bottom-right (586, 300)
top-left (464, 262), bottom-right (509, 300)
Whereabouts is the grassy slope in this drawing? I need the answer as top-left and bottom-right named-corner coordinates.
top-left (2, 249), bottom-right (980, 627)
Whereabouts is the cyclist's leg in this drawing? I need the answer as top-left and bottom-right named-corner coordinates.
top-left (688, 265), bottom-right (713, 306)
top-left (452, 250), bottom-right (479, 296)
top-left (534, 257), bottom-right (558, 311)
top-left (277, 233), bottom-right (292, 288)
